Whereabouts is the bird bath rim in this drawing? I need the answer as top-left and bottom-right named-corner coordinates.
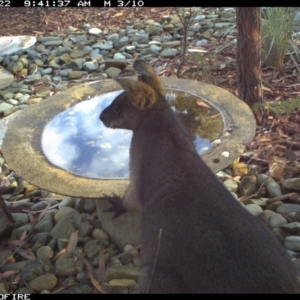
top-left (2, 77), bottom-right (256, 198)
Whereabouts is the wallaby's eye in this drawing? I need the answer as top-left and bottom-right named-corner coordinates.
top-left (113, 105), bottom-right (120, 114)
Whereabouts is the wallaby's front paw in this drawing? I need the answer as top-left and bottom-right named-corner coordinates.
top-left (103, 193), bottom-right (126, 220)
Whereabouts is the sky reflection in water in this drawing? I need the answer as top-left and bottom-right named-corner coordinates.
top-left (41, 91), bottom-right (212, 179)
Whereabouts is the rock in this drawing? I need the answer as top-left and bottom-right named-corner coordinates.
top-left (266, 180), bottom-right (282, 197)
top-left (92, 228), bottom-right (110, 241)
top-left (51, 217), bottom-right (76, 239)
top-left (35, 213), bottom-right (54, 233)
top-left (56, 252), bottom-right (84, 274)
top-left (293, 259), bottom-right (300, 277)
top-left (113, 53), bottom-right (126, 60)
top-left (107, 33), bottom-right (119, 42)
top-left (94, 43), bottom-right (113, 51)
top-left (160, 48), bottom-right (178, 58)
top-left (284, 236), bottom-right (300, 251)
top-left (24, 74), bottom-right (42, 83)
top-left (70, 50), bottom-right (89, 59)
top-left (124, 244), bottom-right (139, 258)
top-left (59, 69), bottom-right (72, 76)
top-left (7, 99), bottom-right (18, 105)
top-left (283, 178), bottom-right (300, 191)
top-left (0, 260), bottom-right (31, 272)
top-left (12, 213), bottom-right (29, 227)
top-left (104, 264), bottom-right (140, 282)
top-left (21, 260), bottom-right (44, 281)
top-left (83, 62), bottom-right (97, 72)
top-left (195, 39), bottom-right (208, 46)
top-left (29, 273), bottom-right (57, 292)
top-left (0, 282), bottom-right (8, 293)
top-left (294, 211), bottom-right (300, 222)
top-left (83, 198), bottom-right (96, 213)
top-left (257, 174), bottom-right (270, 185)
top-left (56, 284), bottom-right (93, 294)
top-left (31, 201), bottom-right (49, 211)
top-left (72, 214), bottom-right (93, 236)
top-left (96, 199), bottom-right (141, 249)
top-left (0, 247), bottom-right (13, 266)
top-left (54, 206), bottom-right (79, 223)
top-left (269, 213), bottom-right (288, 228)
top-left (214, 22), bottom-right (233, 29)
top-left (62, 59), bottom-right (84, 70)
top-left (280, 222), bottom-right (300, 234)
top-left (57, 238), bottom-right (69, 251)
top-left (219, 12), bottom-right (236, 19)
top-left (43, 40), bottom-right (63, 46)
top-left (36, 246), bottom-right (54, 259)
top-left (84, 239), bottom-right (110, 258)
top-left (149, 44), bottom-right (162, 52)
top-left (105, 67), bottom-right (122, 78)
top-left (249, 198), bottom-right (268, 208)
top-left (260, 210), bottom-right (276, 224)
top-left (88, 28), bottom-right (102, 35)
top-left (266, 200), bottom-right (283, 211)
top-left (245, 204), bottom-right (262, 216)
top-left (68, 71), bottom-right (83, 79)
top-left (15, 287), bottom-right (31, 294)
top-left (120, 36), bottom-right (129, 43)
top-left (11, 224), bottom-right (32, 240)
top-left (90, 49), bottom-right (103, 60)
top-left (32, 234), bottom-right (52, 253)
top-left (161, 41), bottom-right (182, 48)
top-left (0, 102), bottom-right (17, 116)
top-left (108, 278), bottom-right (138, 291)
top-left (0, 69), bottom-right (14, 89)
top-left (57, 46), bottom-right (72, 55)
top-left (276, 204), bottom-right (300, 214)
top-left (194, 15), bottom-right (206, 21)
top-left (223, 179), bottom-right (238, 193)
top-left (41, 68), bottom-right (53, 75)
top-left (73, 35), bottom-right (87, 43)
top-left (58, 196), bottom-right (77, 209)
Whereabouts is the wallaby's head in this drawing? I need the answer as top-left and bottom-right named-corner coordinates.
top-left (100, 59), bottom-right (166, 131)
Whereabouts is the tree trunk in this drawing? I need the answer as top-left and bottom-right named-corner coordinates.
top-left (236, 7), bottom-right (264, 124)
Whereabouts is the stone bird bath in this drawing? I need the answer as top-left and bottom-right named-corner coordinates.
top-left (2, 77), bottom-right (256, 248)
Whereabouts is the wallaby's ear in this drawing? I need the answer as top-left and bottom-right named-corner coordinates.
top-left (115, 77), bottom-right (157, 110)
top-left (133, 59), bottom-right (165, 96)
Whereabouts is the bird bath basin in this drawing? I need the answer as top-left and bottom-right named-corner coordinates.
top-left (41, 90), bottom-right (222, 180)
top-left (2, 77), bottom-right (256, 198)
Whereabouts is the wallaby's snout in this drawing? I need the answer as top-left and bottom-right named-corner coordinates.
top-left (99, 108), bottom-right (110, 128)
top-left (100, 96), bottom-right (123, 129)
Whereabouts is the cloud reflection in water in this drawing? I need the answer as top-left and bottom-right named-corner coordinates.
top-left (41, 90), bottom-right (213, 180)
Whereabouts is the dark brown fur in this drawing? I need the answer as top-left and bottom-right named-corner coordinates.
top-left (99, 59), bottom-right (298, 293)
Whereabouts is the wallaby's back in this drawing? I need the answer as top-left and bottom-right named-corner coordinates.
top-left (100, 59), bottom-right (298, 293)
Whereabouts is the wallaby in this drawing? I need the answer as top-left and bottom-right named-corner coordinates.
top-left (99, 59), bottom-right (298, 293)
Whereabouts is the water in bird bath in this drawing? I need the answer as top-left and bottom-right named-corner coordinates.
top-left (41, 90), bottom-right (223, 179)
